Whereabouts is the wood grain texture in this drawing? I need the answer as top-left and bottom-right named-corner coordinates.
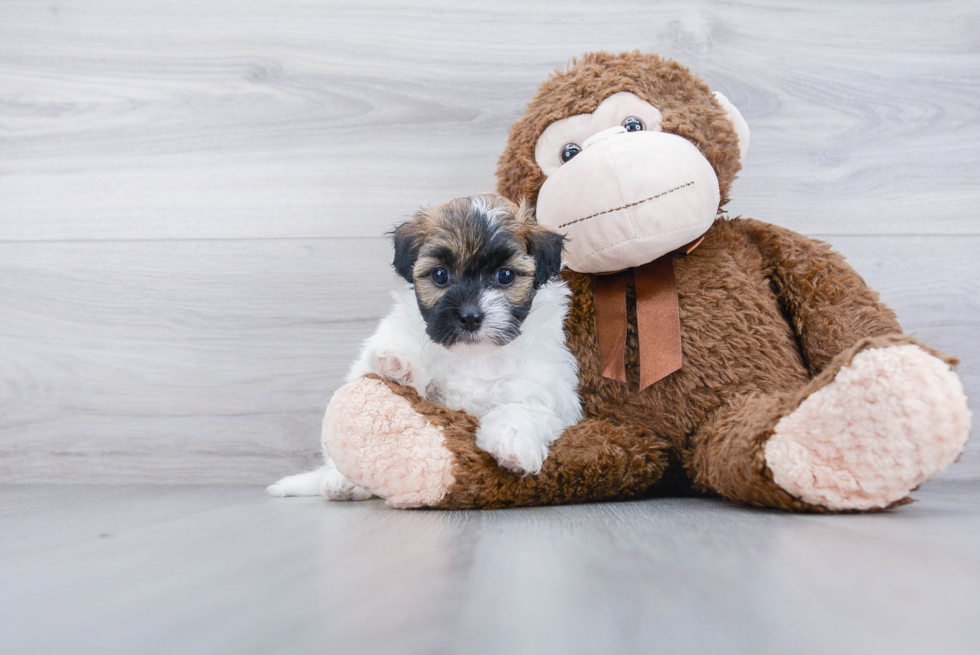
top-left (0, 238), bottom-right (402, 482)
top-left (0, 235), bottom-right (976, 483)
top-left (1, 0), bottom-right (978, 240)
top-left (0, 0), bottom-right (977, 483)
top-left (2, 483), bottom-right (979, 654)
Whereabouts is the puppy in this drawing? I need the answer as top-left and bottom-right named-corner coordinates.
top-left (268, 194), bottom-right (582, 500)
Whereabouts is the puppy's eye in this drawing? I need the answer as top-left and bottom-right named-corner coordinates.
top-left (495, 269), bottom-right (515, 286)
top-left (622, 117), bottom-right (644, 132)
top-left (560, 143), bottom-right (581, 163)
top-left (431, 268), bottom-right (451, 287)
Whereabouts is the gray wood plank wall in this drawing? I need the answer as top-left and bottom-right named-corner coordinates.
top-left (2, 0), bottom-right (978, 483)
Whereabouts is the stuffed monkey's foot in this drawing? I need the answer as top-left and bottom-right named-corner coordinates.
top-left (323, 377), bottom-right (456, 508)
top-left (765, 345), bottom-right (971, 511)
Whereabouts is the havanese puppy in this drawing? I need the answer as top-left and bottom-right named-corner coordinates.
top-left (268, 194), bottom-right (582, 501)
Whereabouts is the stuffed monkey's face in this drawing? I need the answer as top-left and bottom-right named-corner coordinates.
top-left (532, 91), bottom-right (748, 273)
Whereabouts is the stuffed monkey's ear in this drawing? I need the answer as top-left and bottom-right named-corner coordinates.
top-left (712, 91), bottom-right (750, 163)
top-left (526, 225), bottom-right (566, 288)
top-left (389, 217), bottom-right (425, 284)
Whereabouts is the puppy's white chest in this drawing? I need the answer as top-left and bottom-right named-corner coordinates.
top-left (424, 350), bottom-right (522, 418)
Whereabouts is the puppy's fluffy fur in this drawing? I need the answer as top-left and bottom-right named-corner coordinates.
top-left (269, 195), bottom-right (582, 500)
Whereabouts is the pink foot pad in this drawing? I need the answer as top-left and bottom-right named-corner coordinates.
top-left (765, 345), bottom-right (971, 510)
top-left (323, 377), bottom-right (456, 508)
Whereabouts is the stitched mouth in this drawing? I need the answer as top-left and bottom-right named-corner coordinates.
top-left (557, 181), bottom-right (695, 229)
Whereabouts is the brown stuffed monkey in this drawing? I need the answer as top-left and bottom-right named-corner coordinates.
top-left (322, 52), bottom-right (971, 512)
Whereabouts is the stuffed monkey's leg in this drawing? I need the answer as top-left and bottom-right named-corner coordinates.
top-left (689, 335), bottom-right (970, 512)
top-left (687, 391), bottom-right (814, 512)
top-left (324, 376), bottom-right (673, 509)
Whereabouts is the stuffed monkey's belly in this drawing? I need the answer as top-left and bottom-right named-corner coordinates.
top-left (574, 224), bottom-right (811, 437)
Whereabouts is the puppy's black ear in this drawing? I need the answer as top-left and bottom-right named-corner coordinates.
top-left (526, 225), bottom-right (566, 288)
top-left (389, 217), bottom-right (425, 284)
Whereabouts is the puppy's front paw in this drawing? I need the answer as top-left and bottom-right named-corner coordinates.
top-left (476, 412), bottom-right (551, 475)
top-left (478, 426), bottom-right (549, 475)
top-left (367, 348), bottom-right (427, 390)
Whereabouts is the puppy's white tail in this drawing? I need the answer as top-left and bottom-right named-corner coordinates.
top-left (267, 465), bottom-right (331, 497)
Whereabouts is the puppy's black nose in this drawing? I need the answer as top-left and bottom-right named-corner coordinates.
top-left (457, 308), bottom-right (484, 331)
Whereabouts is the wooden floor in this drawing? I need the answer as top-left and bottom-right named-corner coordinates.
top-left (2, 481), bottom-right (979, 655)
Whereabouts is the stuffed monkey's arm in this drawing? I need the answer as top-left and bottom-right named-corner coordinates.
top-left (734, 218), bottom-right (902, 375)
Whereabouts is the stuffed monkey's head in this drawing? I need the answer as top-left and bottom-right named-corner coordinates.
top-left (495, 52), bottom-right (749, 274)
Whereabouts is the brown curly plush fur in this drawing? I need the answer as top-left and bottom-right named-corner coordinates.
top-left (384, 218), bottom-right (927, 511)
top-left (341, 52), bottom-right (962, 512)
top-left (427, 52), bottom-right (934, 511)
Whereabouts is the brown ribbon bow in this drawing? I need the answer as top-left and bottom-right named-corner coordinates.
top-left (592, 237), bottom-right (704, 389)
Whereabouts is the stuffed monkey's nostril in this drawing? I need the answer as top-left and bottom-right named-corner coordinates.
top-left (583, 125), bottom-right (628, 149)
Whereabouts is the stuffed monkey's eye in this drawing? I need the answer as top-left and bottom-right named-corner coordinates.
top-left (560, 143), bottom-right (582, 163)
top-left (622, 117), bottom-right (644, 132)
top-left (431, 268), bottom-right (451, 287)
top-left (494, 269), bottom-right (515, 286)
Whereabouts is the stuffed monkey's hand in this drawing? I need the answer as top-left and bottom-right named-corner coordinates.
top-left (366, 347), bottom-right (430, 395)
top-left (476, 404), bottom-right (563, 475)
